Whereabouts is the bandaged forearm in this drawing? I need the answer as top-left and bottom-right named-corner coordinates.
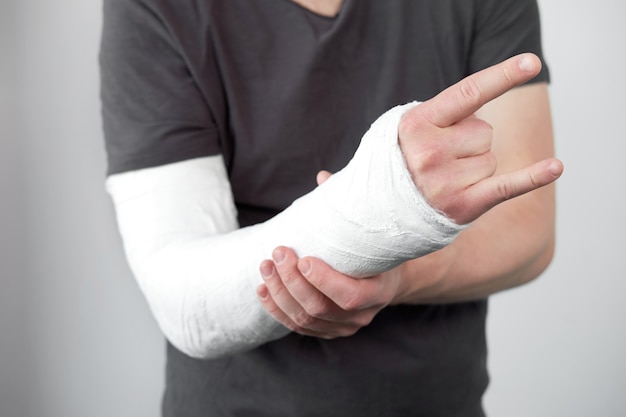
top-left (107, 102), bottom-right (465, 359)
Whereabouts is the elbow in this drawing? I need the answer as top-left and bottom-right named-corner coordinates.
top-left (160, 323), bottom-right (236, 360)
top-left (508, 186), bottom-right (558, 288)
top-left (518, 228), bottom-right (556, 287)
top-left (160, 318), bottom-right (288, 360)
top-left (133, 273), bottom-right (237, 360)
top-left (149, 296), bottom-right (255, 360)
top-left (126, 245), bottom-right (289, 360)
top-left (147, 289), bottom-right (289, 360)
top-left (162, 332), bottom-right (209, 360)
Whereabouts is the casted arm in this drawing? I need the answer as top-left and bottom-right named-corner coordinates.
top-left (257, 58), bottom-right (563, 338)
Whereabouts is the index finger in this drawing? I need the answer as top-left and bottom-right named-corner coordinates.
top-left (419, 53), bottom-right (542, 127)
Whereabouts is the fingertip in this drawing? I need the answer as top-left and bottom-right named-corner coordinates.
top-left (260, 260), bottom-right (275, 279)
top-left (518, 53), bottom-right (541, 75)
top-left (257, 283), bottom-right (269, 300)
top-left (548, 158), bottom-right (564, 178)
top-left (272, 246), bottom-right (287, 264)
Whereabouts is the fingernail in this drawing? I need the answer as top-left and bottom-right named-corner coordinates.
top-left (298, 259), bottom-right (311, 276)
top-left (260, 262), bottom-right (274, 279)
top-left (272, 248), bottom-right (286, 264)
top-left (519, 55), bottom-right (535, 73)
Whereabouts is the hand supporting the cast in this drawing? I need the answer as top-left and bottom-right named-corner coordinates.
top-left (258, 53), bottom-right (563, 338)
top-left (258, 246), bottom-right (400, 338)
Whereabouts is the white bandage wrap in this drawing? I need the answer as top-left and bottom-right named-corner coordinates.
top-left (107, 102), bottom-right (465, 359)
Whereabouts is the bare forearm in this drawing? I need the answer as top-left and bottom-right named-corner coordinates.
top-left (393, 183), bottom-right (556, 304)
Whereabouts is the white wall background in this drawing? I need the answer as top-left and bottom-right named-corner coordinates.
top-left (484, 1), bottom-right (626, 415)
top-left (1, 1), bottom-right (164, 416)
top-left (0, 1), bottom-right (624, 416)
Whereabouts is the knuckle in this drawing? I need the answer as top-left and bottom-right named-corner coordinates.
top-left (501, 65), bottom-right (516, 86)
top-left (398, 113), bottom-right (414, 136)
top-left (410, 140), bottom-right (447, 175)
top-left (268, 281), bottom-right (289, 298)
top-left (495, 180), bottom-right (516, 202)
top-left (277, 266), bottom-right (299, 285)
top-left (305, 300), bottom-right (331, 318)
top-left (279, 271), bottom-right (296, 285)
top-left (458, 77), bottom-right (484, 107)
top-left (420, 141), bottom-right (447, 165)
top-left (340, 292), bottom-right (366, 312)
top-left (353, 314), bottom-right (375, 329)
top-left (292, 311), bottom-right (316, 329)
top-left (284, 321), bottom-right (301, 333)
top-left (341, 326), bottom-right (361, 338)
top-left (484, 152), bottom-right (497, 175)
top-left (398, 111), bottom-right (427, 136)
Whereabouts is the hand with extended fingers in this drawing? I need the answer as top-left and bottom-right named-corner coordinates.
top-left (257, 53), bottom-right (563, 338)
top-left (397, 52), bottom-right (562, 224)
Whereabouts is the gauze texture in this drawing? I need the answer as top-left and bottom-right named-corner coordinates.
top-left (268, 101), bottom-right (464, 277)
top-left (106, 102), bottom-right (465, 359)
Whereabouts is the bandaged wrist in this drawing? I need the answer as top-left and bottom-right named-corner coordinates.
top-left (269, 101), bottom-right (464, 277)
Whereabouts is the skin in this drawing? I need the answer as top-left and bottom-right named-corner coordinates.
top-left (257, 53), bottom-right (564, 339)
top-left (291, 0), bottom-right (343, 17)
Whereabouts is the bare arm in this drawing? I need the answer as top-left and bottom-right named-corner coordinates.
top-left (394, 82), bottom-right (557, 303)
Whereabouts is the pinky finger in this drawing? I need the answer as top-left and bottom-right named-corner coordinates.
top-left (257, 284), bottom-right (298, 331)
top-left (462, 158), bottom-right (563, 224)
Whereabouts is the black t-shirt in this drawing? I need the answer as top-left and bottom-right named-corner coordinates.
top-left (100, 0), bottom-right (549, 415)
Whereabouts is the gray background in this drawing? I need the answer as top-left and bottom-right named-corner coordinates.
top-left (1, 0), bottom-right (624, 416)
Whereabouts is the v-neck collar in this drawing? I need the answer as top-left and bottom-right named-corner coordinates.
top-left (284, 0), bottom-right (348, 21)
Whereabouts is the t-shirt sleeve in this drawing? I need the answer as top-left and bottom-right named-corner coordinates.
top-left (99, 0), bottom-right (221, 175)
top-left (469, 0), bottom-right (549, 83)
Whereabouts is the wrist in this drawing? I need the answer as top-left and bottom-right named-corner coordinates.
top-left (390, 244), bottom-right (457, 305)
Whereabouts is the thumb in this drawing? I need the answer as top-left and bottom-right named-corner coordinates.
top-left (456, 158), bottom-right (563, 224)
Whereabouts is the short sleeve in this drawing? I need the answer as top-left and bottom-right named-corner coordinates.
top-left (469, 0), bottom-right (549, 83)
top-left (99, 0), bottom-right (221, 175)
